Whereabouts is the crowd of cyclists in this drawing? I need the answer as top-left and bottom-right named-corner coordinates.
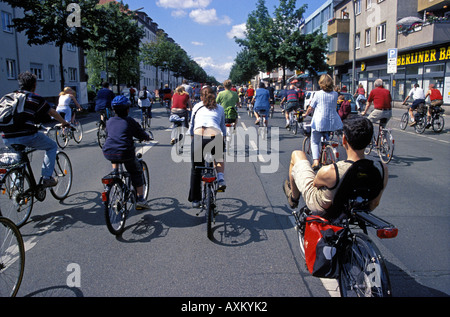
top-left (1, 70), bottom-right (445, 219)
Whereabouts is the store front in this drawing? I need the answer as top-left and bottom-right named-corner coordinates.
top-left (339, 42), bottom-right (450, 104)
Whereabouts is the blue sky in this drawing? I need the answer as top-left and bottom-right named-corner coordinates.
top-left (124, 0), bottom-right (324, 82)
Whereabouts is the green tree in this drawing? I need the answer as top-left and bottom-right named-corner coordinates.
top-left (229, 48), bottom-right (259, 85)
top-left (3, 0), bottom-right (101, 90)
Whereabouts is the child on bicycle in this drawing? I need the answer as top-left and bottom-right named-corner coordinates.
top-left (102, 95), bottom-right (152, 210)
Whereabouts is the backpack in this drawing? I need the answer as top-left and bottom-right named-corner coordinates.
top-left (328, 159), bottom-right (384, 217)
top-left (224, 106), bottom-right (237, 120)
top-left (138, 90), bottom-right (147, 100)
top-left (0, 92), bottom-right (28, 130)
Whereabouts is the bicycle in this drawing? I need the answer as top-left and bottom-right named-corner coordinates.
top-left (302, 129), bottom-right (339, 168)
top-left (247, 101), bottom-right (254, 117)
top-left (225, 121), bottom-right (236, 156)
top-left (54, 122), bottom-right (83, 150)
top-left (428, 103), bottom-right (445, 133)
top-left (364, 118), bottom-right (394, 164)
top-left (163, 99), bottom-right (171, 117)
top-left (293, 197), bottom-right (398, 297)
top-left (101, 142), bottom-right (150, 236)
top-left (140, 107), bottom-right (154, 140)
top-left (195, 153), bottom-right (223, 240)
top-left (256, 109), bottom-right (268, 140)
top-left (97, 108), bottom-right (114, 149)
top-left (0, 216), bottom-right (25, 297)
top-left (287, 109), bottom-right (304, 135)
top-left (170, 115), bottom-right (186, 155)
top-left (0, 133), bottom-right (73, 227)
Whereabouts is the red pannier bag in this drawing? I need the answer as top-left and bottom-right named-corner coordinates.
top-left (304, 215), bottom-right (344, 278)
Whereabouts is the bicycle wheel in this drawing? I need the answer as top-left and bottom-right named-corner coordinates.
top-left (50, 152), bottom-right (72, 200)
top-left (72, 121), bottom-right (83, 144)
top-left (290, 113), bottom-right (298, 135)
top-left (432, 115), bottom-right (444, 133)
top-left (141, 161), bottom-right (150, 200)
top-left (378, 130), bottom-right (394, 164)
top-left (97, 123), bottom-right (107, 149)
top-left (322, 144), bottom-right (338, 165)
top-left (55, 126), bottom-right (68, 149)
top-left (205, 184), bottom-right (214, 240)
top-left (104, 180), bottom-right (127, 235)
top-left (339, 233), bottom-right (392, 297)
top-left (0, 168), bottom-right (33, 228)
top-left (176, 126), bottom-right (184, 154)
top-left (400, 113), bottom-right (409, 130)
top-left (414, 115), bottom-right (426, 134)
top-left (302, 136), bottom-right (313, 165)
top-left (0, 217), bottom-right (25, 297)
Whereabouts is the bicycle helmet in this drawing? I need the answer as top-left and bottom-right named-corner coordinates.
top-left (111, 95), bottom-right (130, 110)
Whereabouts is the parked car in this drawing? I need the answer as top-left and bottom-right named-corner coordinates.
top-left (303, 91), bottom-right (318, 111)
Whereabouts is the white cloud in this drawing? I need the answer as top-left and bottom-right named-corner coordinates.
top-left (156, 0), bottom-right (211, 9)
top-left (194, 56), bottom-right (233, 81)
top-left (191, 41), bottom-right (204, 46)
top-left (189, 8), bottom-right (231, 25)
top-left (227, 23), bottom-right (246, 39)
top-left (171, 10), bottom-right (187, 18)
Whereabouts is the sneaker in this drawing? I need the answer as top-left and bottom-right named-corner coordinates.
top-left (136, 198), bottom-right (150, 210)
top-left (409, 121), bottom-right (416, 126)
top-left (217, 179), bottom-right (226, 192)
top-left (311, 163), bottom-right (320, 171)
top-left (192, 201), bottom-right (201, 208)
top-left (42, 177), bottom-right (58, 188)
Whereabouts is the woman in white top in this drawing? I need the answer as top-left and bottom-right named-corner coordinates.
top-left (303, 74), bottom-right (343, 169)
top-left (188, 86), bottom-right (226, 207)
top-left (56, 87), bottom-right (82, 123)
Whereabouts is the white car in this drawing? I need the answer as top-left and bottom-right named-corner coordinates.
top-left (303, 91), bottom-right (319, 111)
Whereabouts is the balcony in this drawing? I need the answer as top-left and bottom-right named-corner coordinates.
top-left (327, 51), bottom-right (349, 67)
top-left (417, 0), bottom-right (450, 12)
top-left (397, 21), bottom-right (450, 49)
top-left (327, 18), bottom-right (350, 37)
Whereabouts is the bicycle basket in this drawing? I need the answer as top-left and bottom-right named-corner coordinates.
top-left (0, 148), bottom-right (23, 167)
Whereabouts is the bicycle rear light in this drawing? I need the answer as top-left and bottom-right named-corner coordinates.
top-left (202, 176), bottom-right (216, 183)
top-left (0, 168), bottom-right (7, 174)
top-left (102, 177), bottom-right (114, 185)
top-left (101, 191), bottom-right (108, 202)
top-left (377, 227), bottom-right (398, 239)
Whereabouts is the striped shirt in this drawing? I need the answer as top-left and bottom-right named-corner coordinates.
top-left (1, 90), bottom-right (51, 138)
top-left (310, 90), bottom-right (343, 132)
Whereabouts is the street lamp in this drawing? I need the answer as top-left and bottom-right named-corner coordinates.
top-left (352, 0), bottom-right (357, 95)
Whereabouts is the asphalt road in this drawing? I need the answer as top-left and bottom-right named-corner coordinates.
top-left (4, 102), bottom-right (449, 299)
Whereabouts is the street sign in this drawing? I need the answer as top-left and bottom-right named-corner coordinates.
top-left (387, 48), bottom-right (397, 74)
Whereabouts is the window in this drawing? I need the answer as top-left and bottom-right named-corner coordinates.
top-left (67, 43), bottom-right (76, 52)
top-left (355, 0), bottom-right (361, 15)
top-left (1, 11), bottom-right (13, 33)
top-left (365, 28), bottom-right (371, 46)
top-left (355, 33), bottom-right (361, 49)
top-left (376, 22), bottom-right (386, 43)
top-left (68, 67), bottom-right (77, 82)
top-left (30, 63), bottom-right (44, 80)
top-left (6, 59), bottom-right (16, 79)
top-left (48, 65), bottom-right (55, 81)
top-left (366, 0), bottom-right (372, 9)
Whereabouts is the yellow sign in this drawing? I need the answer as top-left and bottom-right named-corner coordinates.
top-left (397, 46), bottom-right (450, 66)
top-left (361, 62), bottom-right (366, 71)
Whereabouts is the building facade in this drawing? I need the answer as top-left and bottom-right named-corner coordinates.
top-left (328, 0), bottom-right (450, 104)
top-left (0, 2), bottom-right (86, 104)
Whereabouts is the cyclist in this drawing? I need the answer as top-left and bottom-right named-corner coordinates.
top-left (56, 87), bottom-right (83, 124)
top-left (281, 84), bottom-right (300, 129)
top-left (160, 84), bottom-right (173, 108)
top-left (188, 86), bottom-right (226, 208)
top-left (170, 85), bottom-right (191, 144)
top-left (424, 83), bottom-right (444, 126)
top-left (95, 82), bottom-right (115, 123)
top-left (252, 82), bottom-right (270, 125)
top-left (138, 86), bottom-right (153, 128)
top-left (238, 85), bottom-right (246, 107)
top-left (361, 78), bottom-right (392, 126)
top-left (337, 94), bottom-right (351, 120)
top-left (353, 83), bottom-right (366, 112)
top-left (182, 79), bottom-right (193, 100)
top-left (216, 80), bottom-right (240, 129)
top-left (283, 116), bottom-right (388, 216)
top-left (102, 95), bottom-right (152, 210)
top-left (402, 83), bottom-right (425, 126)
top-left (246, 84), bottom-right (255, 110)
top-left (1, 71), bottom-right (70, 187)
top-left (302, 75), bottom-right (343, 170)
top-left (129, 85), bottom-right (136, 107)
top-left (193, 84), bottom-right (201, 103)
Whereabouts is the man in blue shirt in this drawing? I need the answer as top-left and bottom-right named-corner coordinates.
top-left (252, 82), bottom-right (271, 125)
top-left (95, 82), bottom-right (115, 121)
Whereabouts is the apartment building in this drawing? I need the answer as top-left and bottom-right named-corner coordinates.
top-left (0, 2), bottom-right (86, 104)
top-left (328, 0), bottom-right (450, 104)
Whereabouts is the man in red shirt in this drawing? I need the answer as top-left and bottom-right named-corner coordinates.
top-left (425, 83), bottom-right (443, 125)
top-left (361, 79), bottom-right (392, 127)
